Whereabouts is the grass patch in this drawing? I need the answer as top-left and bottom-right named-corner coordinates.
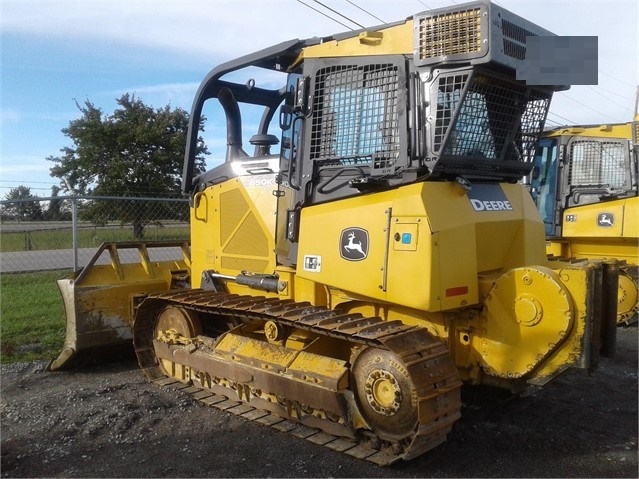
top-left (0, 270), bottom-right (71, 363)
top-left (0, 224), bottom-right (190, 252)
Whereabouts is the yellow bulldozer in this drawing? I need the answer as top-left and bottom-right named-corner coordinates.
top-left (530, 119), bottom-right (638, 324)
top-left (49, 0), bottom-right (619, 465)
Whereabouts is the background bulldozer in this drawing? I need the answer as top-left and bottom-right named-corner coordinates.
top-left (49, 0), bottom-right (618, 465)
top-left (530, 117), bottom-right (638, 324)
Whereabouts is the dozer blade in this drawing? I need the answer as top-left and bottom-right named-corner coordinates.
top-left (48, 241), bottom-right (190, 371)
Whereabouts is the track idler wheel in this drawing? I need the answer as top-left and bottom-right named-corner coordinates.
top-left (154, 306), bottom-right (202, 381)
top-left (352, 347), bottom-right (418, 440)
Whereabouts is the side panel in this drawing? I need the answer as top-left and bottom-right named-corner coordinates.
top-left (190, 174), bottom-right (278, 288)
top-left (295, 192), bottom-right (394, 303)
top-left (554, 196), bottom-right (639, 265)
top-left (296, 181), bottom-right (549, 313)
top-left (562, 196), bottom-right (638, 239)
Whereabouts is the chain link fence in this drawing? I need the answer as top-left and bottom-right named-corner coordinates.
top-left (0, 195), bottom-right (190, 274)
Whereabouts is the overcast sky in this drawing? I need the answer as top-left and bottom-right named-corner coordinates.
top-left (1, 0), bottom-right (637, 197)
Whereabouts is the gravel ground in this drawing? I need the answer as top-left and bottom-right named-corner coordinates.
top-left (1, 327), bottom-right (637, 478)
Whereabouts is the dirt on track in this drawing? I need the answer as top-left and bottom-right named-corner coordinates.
top-left (1, 327), bottom-right (637, 478)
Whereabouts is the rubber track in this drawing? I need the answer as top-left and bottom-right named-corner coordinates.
top-left (136, 290), bottom-right (463, 465)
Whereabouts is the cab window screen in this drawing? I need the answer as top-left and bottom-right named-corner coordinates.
top-left (569, 140), bottom-right (626, 188)
top-left (310, 64), bottom-right (399, 170)
top-left (434, 72), bottom-right (550, 163)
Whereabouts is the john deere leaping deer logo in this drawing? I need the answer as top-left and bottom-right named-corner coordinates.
top-left (597, 213), bottom-right (615, 227)
top-left (340, 228), bottom-right (369, 261)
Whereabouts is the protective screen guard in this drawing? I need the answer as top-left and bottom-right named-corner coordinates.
top-left (426, 68), bottom-right (553, 181)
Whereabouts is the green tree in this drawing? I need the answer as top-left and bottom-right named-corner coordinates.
top-left (2, 186), bottom-right (43, 221)
top-left (48, 94), bottom-right (207, 238)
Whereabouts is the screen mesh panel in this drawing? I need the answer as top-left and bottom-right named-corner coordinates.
top-left (569, 140), bottom-right (627, 188)
top-left (501, 19), bottom-right (537, 60)
top-left (417, 7), bottom-right (483, 61)
top-left (436, 72), bottom-right (550, 162)
top-left (310, 64), bottom-right (400, 170)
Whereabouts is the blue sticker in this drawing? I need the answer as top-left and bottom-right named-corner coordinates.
top-left (401, 233), bottom-right (412, 244)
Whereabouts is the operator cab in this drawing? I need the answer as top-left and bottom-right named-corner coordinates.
top-left (183, 3), bottom-right (565, 202)
top-left (531, 126), bottom-right (637, 238)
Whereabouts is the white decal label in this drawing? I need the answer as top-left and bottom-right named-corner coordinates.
top-left (470, 199), bottom-right (513, 211)
top-left (303, 255), bottom-right (322, 272)
top-left (467, 184), bottom-right (514, 212)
